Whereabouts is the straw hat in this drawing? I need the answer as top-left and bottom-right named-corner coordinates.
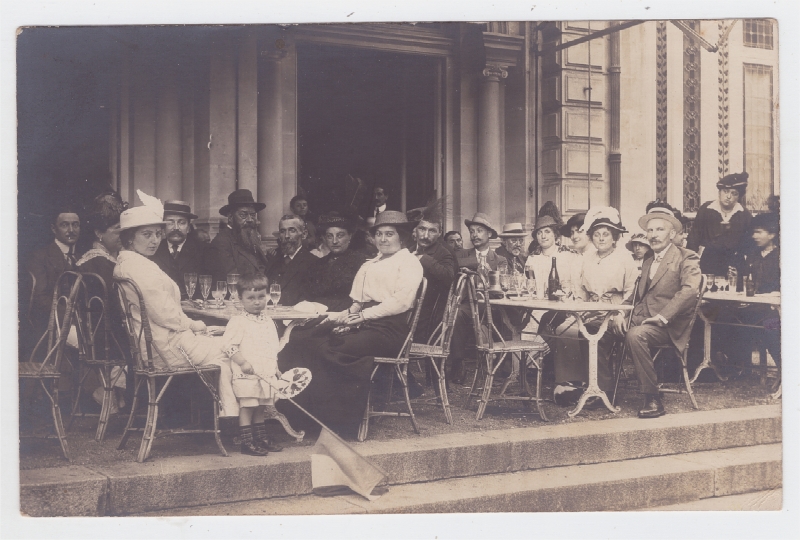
top-left (119, 190), bottom-right (169, 231)
top-left (625, 233), bottom-right (650, 252)
top-left (368, 210), bottom-right (417, 233)
top-left (583, 207), bottom-right (627, 234)
top-left (638, 202), bottom-right (683, 233)
top-left (464, 213), bottom-right (498, 239)
top-left (497, 223), bottom-right (527, 238)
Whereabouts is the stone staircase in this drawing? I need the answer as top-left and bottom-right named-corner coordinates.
top-left (20, 404), bottom-right (781, 516)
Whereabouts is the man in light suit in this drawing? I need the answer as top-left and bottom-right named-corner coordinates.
top-left (152, 201), bottom-right (210, 300)
top-left (612, 205), bottom-right (701, 418)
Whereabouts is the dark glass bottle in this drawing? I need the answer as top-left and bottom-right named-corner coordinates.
top-left (547, 257), bottom-right (561, 300)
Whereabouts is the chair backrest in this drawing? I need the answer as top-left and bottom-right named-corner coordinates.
top-left (113, 276), bottom-right (158, 372)
top-left (436, 272), bottom-right (469, 354)
top-left (464, 270), bottom-right (503, 350)
top-left (74, 272), bottom-right (128, 362)
top-left (27, 271), bottom-right (83, 375)
top-left (19, 269), bottom-right (36, 328)
top-left (395, 277), bottom-right (427, 360)
top-left (676, 273), bottom-right (708, 354)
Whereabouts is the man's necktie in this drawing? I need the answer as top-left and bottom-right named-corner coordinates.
top-left (171, 245), bottom-right (179, 260)
top-left (66, 247), bottom-right (76, 268)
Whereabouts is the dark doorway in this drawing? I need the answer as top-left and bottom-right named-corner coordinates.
top-left (297, 44), bottom-right (438, 218)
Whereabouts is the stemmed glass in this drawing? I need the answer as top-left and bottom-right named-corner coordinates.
top-left (227, 273), bottom-right (240, 304)
top-left (269, 283), bottom-right (281, 310)
top-left (212, 281), bottom-right (227, 309)
top-left (184, 273), bottom-right (198, 300)
top-left (198, 275), bottom-right (212, 308)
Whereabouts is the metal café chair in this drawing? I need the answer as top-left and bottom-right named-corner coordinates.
top-left (463, 272), bottom-right (549, 422)
top-left (357, 278), bottom-right (427, 442)
top-left (19, 271), bottom-right (84, 461)
top-left (113, 277), bottom-right (228, 462)
top-left (68, 272), bottom-right (130, 441)
top-left (408, 272), bottom-right (469, 425)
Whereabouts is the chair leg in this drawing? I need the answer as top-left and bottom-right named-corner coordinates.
top-left (358, 364), bottom-right (380, 442)
top-left (433, 357), bottom-right (453, 425)
top-left (43, 379), bottom-right (71, 461)
top-left (118, 376), bottom-right (143, 450)
top-left (212, 396), bottom-right (228, 457)
top-left (395, 364), bottom-right (419, 434)
top-left (95, 366), bottom-right (114, 442)
top-left (532, 355), bottom-right (549, 422)
top-left (137, 378), bottom-right (159, 463)
top-left (475, 355), bottom-right (496, 421)
top-left (681, 353), bottom-right (699, 409)
top-left (463, 359), bottom-right (482, 409)
top-left (66, 365), bottom-right (91, 431)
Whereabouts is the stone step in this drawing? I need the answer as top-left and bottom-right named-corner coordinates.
top-left (144, 444), bottom-right (782, 515)
top-left (20, 404), bottom-right (781, 516)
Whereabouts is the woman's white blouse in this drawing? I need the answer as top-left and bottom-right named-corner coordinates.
top-left (578, 246), bottom-right (639, 304)
top-left (349, 248), bottom-right (424, 320)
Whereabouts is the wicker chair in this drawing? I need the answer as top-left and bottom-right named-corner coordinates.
top-left (357, 278), bottom-right (427, 442)
top-left (113, 277), bottom-right (227, 462)
top-left (19, 271), bottom-right (84, 461)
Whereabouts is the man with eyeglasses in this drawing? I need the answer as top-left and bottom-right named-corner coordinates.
top-left (495, 223), bottom-right (529, 274)
top-left (209, 189), bottom-right (272, 282)
top-left (152, 200), bottom-right (210, 300)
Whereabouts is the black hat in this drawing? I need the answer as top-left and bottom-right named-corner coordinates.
top-left (317, 212), bottom-right (356, 233)
top-left (219, 189), bottom-right (266, 216)
top-left (716, 172), bottom-right (749, 190)
top-left (560, 213), bottom-right (586, 237)
top-left (163, 200), bottom-right (198, 220)
top-left (751, 212), bottom-right (779, 235)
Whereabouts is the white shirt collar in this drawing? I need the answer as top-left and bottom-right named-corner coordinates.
top-left (708, 199), bottom-right (744, 223)
top-left (284, 245), bottom-right (302, 260)
top-left (653, 243), bottom-right (673, 262)
top-left (168, 239), bottom-right (187, 252)
top-left (376, 203), bottom-right (387, 213)
top-left (54, 238), bottom-right (72, 254)
top-left (476, 246), bottom-right (491, 256)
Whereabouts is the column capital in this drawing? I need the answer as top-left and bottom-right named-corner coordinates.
top-left (482, 64), bottom-right (508, 82)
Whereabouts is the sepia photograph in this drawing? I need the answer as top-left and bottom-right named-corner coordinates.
top-left (4, 1), bottom-right (797, 538)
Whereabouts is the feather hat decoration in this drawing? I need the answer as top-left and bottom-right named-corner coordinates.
top-left (581, 206), bottom-right (627, 234)
top-left (119, 189), bottom-right (169, 230)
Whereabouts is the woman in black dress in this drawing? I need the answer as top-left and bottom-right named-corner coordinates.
top-left (277, 211), bottom-right (423, 436)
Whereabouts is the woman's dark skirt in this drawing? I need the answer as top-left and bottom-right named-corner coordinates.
top-left (277, 312), bottom-right (409, 436)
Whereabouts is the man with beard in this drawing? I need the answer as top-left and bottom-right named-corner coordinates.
top-left (495, 223), bottom-right (529, 273)
top-left (266, 214), bottom-right (318, 307)
top-left (209, 189), bottom-right (271, 282)
top-left (152, 201), bottom-right (209, 300)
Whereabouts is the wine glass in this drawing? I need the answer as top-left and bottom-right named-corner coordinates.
top-left (212, 281), bottom-right (227, 308)
top-left (226, 273), bottom-right (240, 303)
top-left (184, 273), bottom-right (197, 300)
top-left (269, 283), bottom-right (281, 310)
top-left (198, 275), bottom-right (212, 308)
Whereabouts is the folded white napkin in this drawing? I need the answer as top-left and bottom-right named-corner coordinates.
top-left (292, 301), bottom-right (328, 315)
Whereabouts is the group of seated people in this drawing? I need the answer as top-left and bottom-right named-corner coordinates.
top-left (24, 171), bottom-right (780, 452)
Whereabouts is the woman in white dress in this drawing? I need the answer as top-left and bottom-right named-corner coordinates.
top-left (113, 191), bottom-right (237, 417)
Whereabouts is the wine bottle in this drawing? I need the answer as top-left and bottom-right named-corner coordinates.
top-left (548, 257), bottom-right (561, 300)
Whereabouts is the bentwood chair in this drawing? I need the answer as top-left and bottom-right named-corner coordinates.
top-left (358, 278), bottom-right (427, 442)
top-left (408, 273), bottom-right (469, 424)
top-left (114, 277), bottom-right (227, 462)
top-left (69, 272), bottom-right (130, 441)
top-left (19, 271), bottom-right (84, 461)
top-left (463, 272), bottom-right (549, 422)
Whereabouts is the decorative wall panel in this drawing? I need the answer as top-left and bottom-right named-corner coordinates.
top-left (655, 21), bottom-right (668, 201)
top-left (682, 20), bottom-right (701, 212)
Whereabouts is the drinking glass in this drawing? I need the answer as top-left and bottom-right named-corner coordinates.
top-left (527, 278), bottom-right (537, 299)
top-left (184, 273), bottom-right (198, 299)
top-left (199, 275), bottom-right (212, 307)
top-left (226, 273), bottom-right (240, 302)
top-left (499, 273), bottom-right (511, 293)
top-left (269, 283), bottom-right (281, 309)
top-left (213, 281), bottom-right (227, 308)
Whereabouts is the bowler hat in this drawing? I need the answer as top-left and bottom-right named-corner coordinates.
top-left (369, 210), bottom-right (417, 233)
top-left (163, 200), bottom-right (198, 220)
top-left (464, 213), bottom-right (498, 239)
top-left (219, 189), bottom-right (266, 216)
top-left (498, 223), bottom-right (528, 238)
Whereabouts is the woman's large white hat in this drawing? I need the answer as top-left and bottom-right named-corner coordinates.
top-left (119, 190), bottom-right (169, 231)
top-left (582, 206), bottom-right (627, 234)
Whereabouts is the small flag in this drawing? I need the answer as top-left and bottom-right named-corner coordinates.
top-left (311, 427), bottom-right (388, 501)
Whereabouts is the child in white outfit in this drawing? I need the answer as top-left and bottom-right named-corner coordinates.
top-left (221, 273), bottom-right (284, 456)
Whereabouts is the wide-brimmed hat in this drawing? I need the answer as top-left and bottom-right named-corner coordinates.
top-left (533, 215), bottom-right (560, 235)
top-left (317, 212), bottom-right (356, 233)
top-left (119, 206), bottom-right (168, 231)
top-left (219, 189), bottom-right (266, 216)
top-left (625, 233), bottom-right (650, 252)
top-left (716, 172), bottom-right (749, 190)
top-left (498, 223), bottom-right (527, 238)
top-left (369, 210), bottom-right (417, 233)
top-left (560, 213), bottom-right (586, 237)
top-left (464, 213), bottom-right (498, 239)
top-left (163, 200), bottom-right (198, 220)
top-left (638, 202), bottom-right (683, 233)
top-left (583, 207), bottom-right (627, 234)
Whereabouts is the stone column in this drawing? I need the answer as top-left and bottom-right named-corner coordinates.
top-left (257, 43), bottom-right (287, 239)
top-left (608, 21), bottom-right (622, 209)
top-left (238, 30), bottom-right (259, 196)
top-left (155, 68), bottom-right (182, 201)
top-left (477, 64), bottom-right (507, 227)
top-left (208, 34), bottom-right (238, 217)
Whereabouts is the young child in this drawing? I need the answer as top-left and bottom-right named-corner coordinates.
top-left (221, 273), bottom-right (285, 456)
top-left (625, 233), bottom-right (652, 275)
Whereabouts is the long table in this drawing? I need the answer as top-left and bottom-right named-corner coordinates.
top-left (492, 297), bottom-right (633, 417)
top-left (694, 291), bottom-right (781, 398)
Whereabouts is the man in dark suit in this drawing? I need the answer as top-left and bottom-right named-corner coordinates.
top-left (26, 206), bottom-right (81, 332)
top-left (266, 214), bottom-right (317, 307)
top-left (612, 206), bottom-right (702, 418)
top-left (151, 201), bottom-right (209, 300)
top-left (209, 189), bottom-right (272, 282)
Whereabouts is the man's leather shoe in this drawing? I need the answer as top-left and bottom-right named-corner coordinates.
top-left (638, 394), bottom-right (665, 418)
